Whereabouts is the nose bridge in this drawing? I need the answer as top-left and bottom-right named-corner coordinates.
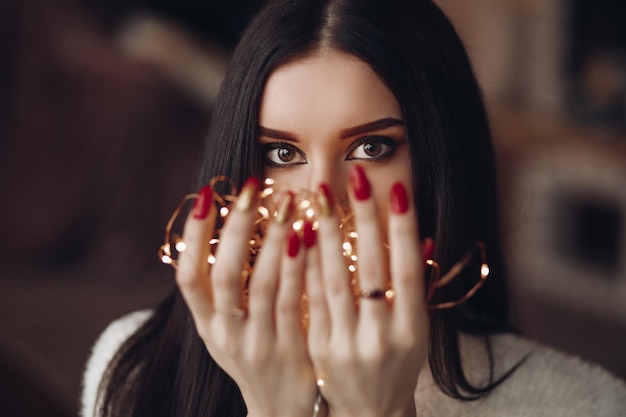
top-left (307, 155), bottom-right (347, 204)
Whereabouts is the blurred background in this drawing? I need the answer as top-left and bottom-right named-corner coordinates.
top-left (1, 0), bottom-right (624, 416)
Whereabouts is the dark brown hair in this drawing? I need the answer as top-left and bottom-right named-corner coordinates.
top-left (98, 1), bottom-right (518, 416)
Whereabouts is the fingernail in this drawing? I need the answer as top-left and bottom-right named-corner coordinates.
top-left (193, 185), bottom-right (213, 219)
top-left (275, 191), bottom-right (294, 224)
top-left (317, 183), bottom-right (334, 217)
top-left (349, 166), bottom-right (371, 201)
top-left (287, 229), bottom-right (300, 258)
top-left (423, 238), bottom-right (434, 263)
top-left (303, 221), bottom-right (317, 248)
top-left (390, 182), bottom-right (409, 214)
top-left (236, 177), bottom-right (260, 212)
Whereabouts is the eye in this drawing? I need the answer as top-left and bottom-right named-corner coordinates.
top-left (261, 142), bottom-right (307, 167)
top-left (346, 136), bottom-right (397, 161)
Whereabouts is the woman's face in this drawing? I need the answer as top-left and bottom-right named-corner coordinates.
top-left (258, 49), bottom-right (412, 228)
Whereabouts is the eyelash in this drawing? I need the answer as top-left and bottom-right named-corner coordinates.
top-left (345, 136), bottom-right (398, 162)
top-left (260, 136), bottom-right (399, 168)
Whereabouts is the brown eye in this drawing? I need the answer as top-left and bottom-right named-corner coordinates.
top-left (346, 136), bottom-right (397, 161)
top-left (261, 142), bottom-right (307, 167)
top-left (278, 147), bottom-right (295, 162)
top-left (363, 141), bottom-right (382, 156)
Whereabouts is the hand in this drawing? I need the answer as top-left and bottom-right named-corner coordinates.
top-left (176, 179), bottom-right (319, 417)
top-left (306, 167), bottom-right (427, 417)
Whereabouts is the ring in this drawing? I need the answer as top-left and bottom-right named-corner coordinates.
top-left (215, 307), bottom-right (247, 320)
top-left (358, 287), bottom-right (392, 300)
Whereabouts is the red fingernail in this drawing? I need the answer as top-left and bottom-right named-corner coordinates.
top-left (390, 182), bottom-right (409, 214)
top-left (423, 238), bottom-right (434, 263)
top-left (193, 185), bottom-right (212, 219)
top-left (287, 229), bottom-right (300, 258)
top-left (303, 221), bottom-right (317, 248)
top-left (349, 166), bottom-right (371, 201)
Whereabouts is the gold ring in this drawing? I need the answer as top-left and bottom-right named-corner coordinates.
top-left (215, 307), bottom-right (247, 320)
top-left (359, 287), bottom-right (392, 300)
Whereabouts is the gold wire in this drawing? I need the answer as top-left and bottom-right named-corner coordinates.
top-left (159, 177), bottom-right (490, 311)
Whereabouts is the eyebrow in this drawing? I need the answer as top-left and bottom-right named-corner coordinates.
top-left (339, 118), bottom-right (404, 139)
top-left (257, 117), bottom-right (404, 142)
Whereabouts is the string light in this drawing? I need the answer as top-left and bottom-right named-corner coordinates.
top-left (158, 176), bottom-right (490, 310)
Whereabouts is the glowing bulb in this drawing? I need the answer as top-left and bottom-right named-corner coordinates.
top-left (161, 255), bottom-right (172, 264)
top-left (343, 242), bottom-right (352, 253)
top-left (209, 238), bottom-right (219, 245)
top-left (305, 208), bottom-right (315, 219)
top-left (258, 206), bottom-right (270, 219)
top-left (293, 219), bottom-right (304, 231)
top-left (208, 255), bottom-right (216, 264)
top-left (265, 178), bottom-right (275, 186)
top-left (480, 263), bottom-right (490, 278)
top-left (175, 241), bottom-right (186, 252)
top-left (351, 255), bottom-right (358, 262)
top-left (348, 265), bottom-right (356, 272)
top-left (348, 232), bottom-right (358, 239)
top-left (317, 379), bottom-right (325, 387)
top-left (220, 207), bottom-right (229, 217)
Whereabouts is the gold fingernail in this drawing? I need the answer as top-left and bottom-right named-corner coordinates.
top-left (316, 183), bottom-right (334, 217)
top-left (236, 177), bottom-right (259, 212)
top-left (275, 191), bottom-right (294, 224)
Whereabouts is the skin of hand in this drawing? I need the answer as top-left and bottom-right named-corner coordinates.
top-left (176, 180), bottom-right (320, 417)
top-left (306, 168), bottom-right (427, 417)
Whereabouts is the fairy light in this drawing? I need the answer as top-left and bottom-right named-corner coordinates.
top-left (258, 206), bottom-right (270, 219)
top-left (342, 242), bottom-right (352, 253)
top-left (292, 219), bottom-right (304, 231)
top-left (159, 176), bottom-right (490, 311)
top-left (175, 241), bottom-right (186, 252)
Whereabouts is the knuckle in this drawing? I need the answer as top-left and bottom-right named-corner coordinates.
top-left (395, 271), bottom-right (416, 287)
top-left (175, 267), bottom-right (201, 290)
top-left (211, 269), bottom-right (234, 291)
top-left (277, 297), bottom-right (299, 316)
top-left (307, 292), bottom-right (326, 310)
top-left (251, 278), bottom-right (274, 299)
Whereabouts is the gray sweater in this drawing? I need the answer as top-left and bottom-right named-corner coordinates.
top-left (81, 310), bottom-right (626, 417)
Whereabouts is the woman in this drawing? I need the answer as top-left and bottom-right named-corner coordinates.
top-left (81, 0), bottom-right (626, 416)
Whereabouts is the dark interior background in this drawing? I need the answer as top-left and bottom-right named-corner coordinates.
top-left (1, 0), bottom-right (625, 416)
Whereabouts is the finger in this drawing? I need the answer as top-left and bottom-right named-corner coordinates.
top-left (211, 178), bottom-right (260, 311)
top-left (388, 181), bottom-right (425, 329)
top-left (276, 228), bottom-right (306, 341)
top-left (348, 166), bottom-right (389, 320)
top-left (177, 185), bottom-right (217, 320)
top-left (316, 183), bottom-right (356, 335)
top-left (303, 221), bottom-right (330, 350)
top-left (248, 192), bottom-right (294, 335)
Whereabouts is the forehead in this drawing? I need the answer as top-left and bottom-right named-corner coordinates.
top-left (259, 50), bottom-right (401, 129)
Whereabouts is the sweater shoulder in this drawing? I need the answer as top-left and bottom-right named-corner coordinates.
top-left (416, 333), bottom-right (626, 417)
top-left (80, 310), bottom-right (152, 417)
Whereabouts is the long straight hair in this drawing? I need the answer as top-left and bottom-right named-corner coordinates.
top-left (99, 1), bottom-right (517, 416)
